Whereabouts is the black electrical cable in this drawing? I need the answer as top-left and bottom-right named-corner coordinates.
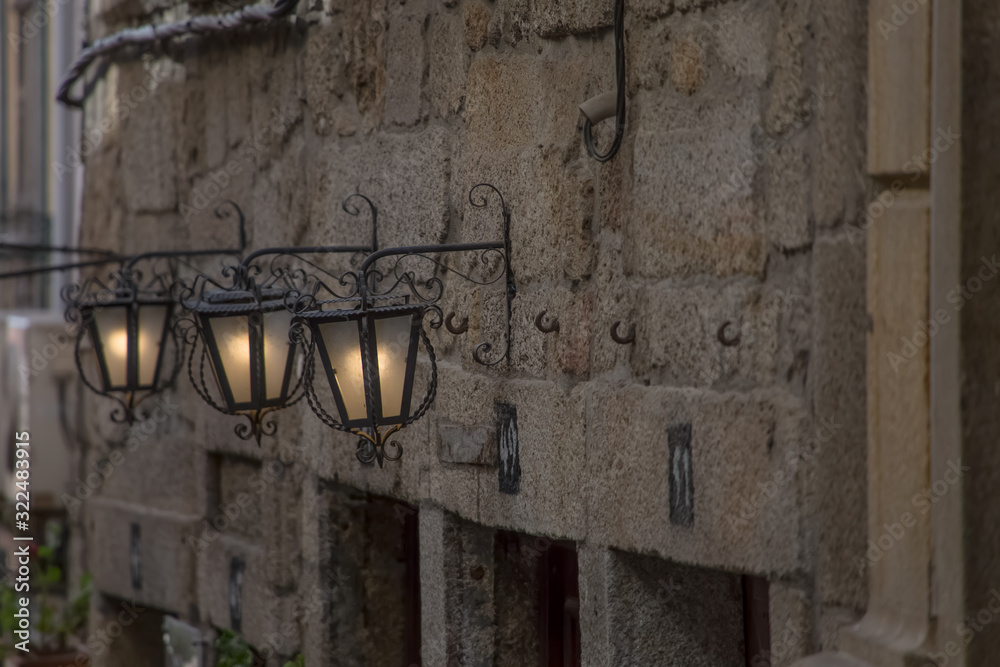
top-left (583, 0), bottom-right (626, 162)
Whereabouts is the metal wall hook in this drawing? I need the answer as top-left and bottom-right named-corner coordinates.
top-left (445, 312), bottom-right (469, 335)
top-left (534, 310), bottom-right (560, 334)
top-left (717, 321), bottom-right (741, 347)
top-left (610, 320), bottom-right (635, 345)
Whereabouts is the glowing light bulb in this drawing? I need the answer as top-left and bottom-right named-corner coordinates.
top-left (107, 329), bottom-right (129, 361)
top-left (225, 334), bottom-right (250, 364)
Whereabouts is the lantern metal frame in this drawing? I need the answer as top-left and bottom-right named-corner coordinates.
top-left (288, 183), bottom-right (515, 467)
top-left (0, 201), bottom-right (249, 425)
top-left (175, 194), bottom-right (380, 443)
top-left (79, 290), bottom-right (176, 393)
top-left (301, 303), bottom-right (424, 430)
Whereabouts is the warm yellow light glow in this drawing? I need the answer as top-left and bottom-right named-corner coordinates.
top-left (95, 305), bottom-right (130, 388)
top-left (137, 305), bottom-right (169, 386)
top-left (107, 329), bottom-right (129, 360)
top-left (318, 320), bottom-right (367, 421)
top-left (207, 316), bottom-right (253, 404)
top-left (373, 316), bottom-right (412, 419)
top-left (226, 335), bottom-right (250, 362)
top-left (222, 333), bottom-right (252, 381)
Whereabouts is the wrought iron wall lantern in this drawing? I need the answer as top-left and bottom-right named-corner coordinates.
top-left (0, 202), bottom-right (248, 424)
top-left (289, 183), bottom-right (515, 467)
top-left (176, 194), bottom-right (379, 444)
top-left (0, 185), bottom-right (513, 470)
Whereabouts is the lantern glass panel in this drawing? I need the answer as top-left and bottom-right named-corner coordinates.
top-left (137, 305), bottom-right (169, 386)
top-left (95, 306), bottom-right (129, 388)
top-left (372, 315), bottom-right (415, 419)
top-left (318, 319), bottom-right (367, 421)
top-left (263, 309), bottom-right (294, 401)
top-left (207, 315), bottom-right (252, 404)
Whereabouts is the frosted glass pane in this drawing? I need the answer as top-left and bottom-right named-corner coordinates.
top-left (137, 305), bottom-right (168, 386)
top-left (373, 315), bottom-right (413, 419)
top-left (208, 316), bottom-right (252, 404)
top-left (318, 320), bottom-right (366, 422)
top-left (95, 307), bottom-right (129, 387)
top-left (263, 309), bottom-right (294, 401)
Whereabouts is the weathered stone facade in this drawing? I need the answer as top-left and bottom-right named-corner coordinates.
top-left (68, 0), bottom-right (875, 664)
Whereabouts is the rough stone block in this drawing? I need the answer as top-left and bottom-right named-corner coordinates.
top-left (119, 64), bottom-right (181, 213)
top-left (508, 286), bottom-right (593, 379)
top-left (385, 8), bottom-right (426, 126)
top-left (626, 97), bottom-right (766, 279)
top-left (586, 383), bottom-right (805, 576)
top-left (811, 0), bottom-right (866, 229)
top-left (766, 132), bottom-right (812, 250)
top-left (530, 0), bottom-right (613, 37)
top-left (419, 504), bottom-right (448, 666)
top-left (766, 0), bottom-right (810, 136)
top-left (607, 550), bottom-right (745, 665)
top-left (442, 512), bottom-right (496, 665)
top-left (630, 280), bottom-right (783, 388)
top-left (768, 582), bottom-right (814, 667)
top-left (464, 55), bottom-right (594, 153)
top-left (427, 7), bottom-right (470, 117)
top-left (453, 150), bottom-right (596, 284)
top-left (464, 2), bottom-right (492, 49)
top-left (196, 534), bottom-right (295, 652)
top-left (477, 380), bottom-right (587, 539)
top-left (577, 544), bottom-right (612, 667)
top-left (90, 497), bottom-right (200, 615)
top-left (809, 234), bottom-right (867, 610)
top-left (713, 1), bottom-right (773, 85)
top-left (304, 22), bottom-right (350, 137)
top-left (93, 396), bottom-right (205, 517)
top-left (439, 422), bottom-right (495, 465)
top-left (306, 127), bottom-right (451, 250)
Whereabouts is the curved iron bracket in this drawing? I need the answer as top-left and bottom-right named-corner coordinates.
top-left (535, 310), bottom-right (560, 334)
top-left (342, 193), bottom-right (379, 252)
top-left (611, 320), bottom-right (635, 345)
top-left (445, 312), bottom-right (469, 335)
top-left (717, 321), bottom-right (741, 347)
top-left (355, 183), bottom-right (516, 368)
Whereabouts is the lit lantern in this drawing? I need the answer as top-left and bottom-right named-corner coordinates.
top-left (83, 298), bottom-right (173, 392)
top-left (296, 303), bottom-right (428, 466)
top-left (308, 306), bottom-right (422, 427)
top-left (190, 289), bottom-right (300, 442)
top-left (74, 285), bottom-right (176, 424)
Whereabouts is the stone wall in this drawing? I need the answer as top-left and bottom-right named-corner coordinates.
top-left (71, 0), bottom-right (870, 663)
